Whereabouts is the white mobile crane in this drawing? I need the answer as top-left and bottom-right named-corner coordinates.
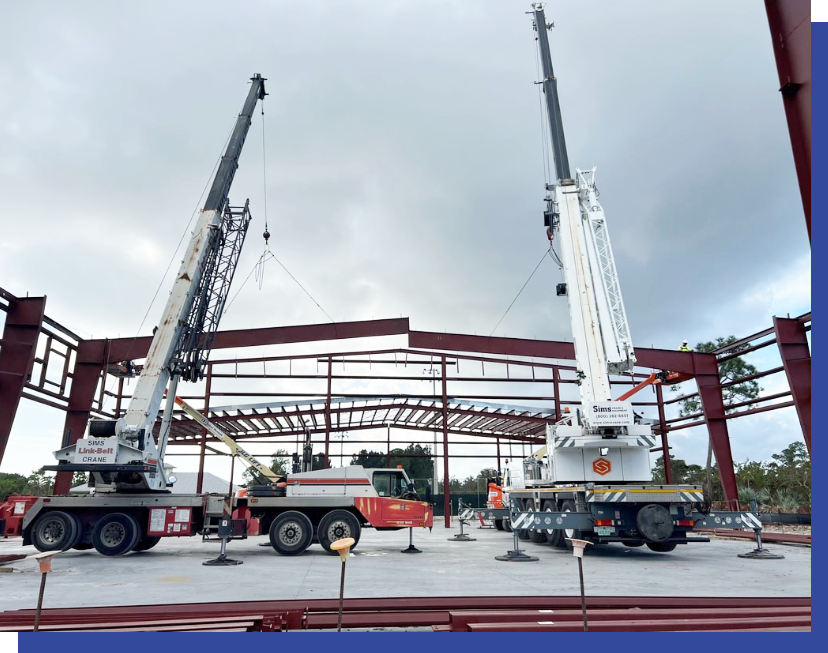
top-left (501, 5), bottom-right (763, 553)
top-left (19, 75), bottom-right (432, 556)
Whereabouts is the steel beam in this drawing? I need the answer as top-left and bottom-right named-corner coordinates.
top-left (410, 330), bottom-right (575, 360)
top-left (0, 295), bottom-right (46, 466)
top-left (693, 352), bottom-right (738, 505)
top-left (773, 316), bottom-right (811, 453)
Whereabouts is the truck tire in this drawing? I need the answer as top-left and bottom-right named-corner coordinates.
top-left (636, 504), bottom-right (674, 542)
top-left (317, 510), bottom-right (361, 554)
top-left (269, 511), bottom-right (313, 556)
top-left (31, 511), bottom-right (81, 552)
top-left (560, 500), bottom-right (585, 550)
top-left (542, 500), bottom-right (564, 547)
top-left (494, 519), bottom-right (504, 531)
top-left (645, 541), bottom-right (677, 553)
top-left (503, 517), bottom-right (512, 532)
top-left (92, 513), bottom-right (141, 556)
top-left (133, 536), bottom-right (162, 552)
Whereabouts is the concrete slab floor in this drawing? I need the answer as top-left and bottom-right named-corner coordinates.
top-left (0, 525), bottom-right (810, 612)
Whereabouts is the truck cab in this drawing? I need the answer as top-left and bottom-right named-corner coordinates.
top-left (368, 468), bottom-right (416, 499)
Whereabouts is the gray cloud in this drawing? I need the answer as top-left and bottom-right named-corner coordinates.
top-left (0, 1), bottom-right (809, 478)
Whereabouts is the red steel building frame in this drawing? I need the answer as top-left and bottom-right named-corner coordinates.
top-left (0, 286), bottom-right (811, 524)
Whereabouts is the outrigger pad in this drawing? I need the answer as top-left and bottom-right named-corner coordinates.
top-left (203, 554), bottom-right (243, 566)
top-left (495, 550), bottom-right (539, 562)
top-left (448, 535), bottom-right (476, 541)
top-left (737, 548), bottom-right (785, 560)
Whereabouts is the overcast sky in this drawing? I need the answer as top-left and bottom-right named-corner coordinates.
top-left (1, 1), bottom-right (810, 485)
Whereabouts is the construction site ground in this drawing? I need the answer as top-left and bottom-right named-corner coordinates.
top-left (0, 518), bottom-right (810, 615)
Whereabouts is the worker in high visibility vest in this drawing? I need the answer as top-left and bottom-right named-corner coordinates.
top-left (679, 340), bottom-right (691, 352)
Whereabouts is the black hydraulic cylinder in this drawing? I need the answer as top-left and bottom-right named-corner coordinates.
top-left (533, 6), bottom-right (571, 182)
top-left (203, 74), bottom-right (267, 213)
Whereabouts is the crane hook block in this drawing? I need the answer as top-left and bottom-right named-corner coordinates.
top-left (263, 229), bottom-right (270, 244)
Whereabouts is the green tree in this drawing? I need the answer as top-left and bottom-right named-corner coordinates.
top-left (242, 449), bottom-right (290, 486)
top-left (672, 336), bottom-right (762, 498)
top-left (768, 441), bottom-right (810, 506)
top-left (350, 450), bottom-right (388, 468)
top-left (23, 467), bottom-right (55, 496)
top-left (0, 473), bottom-right (29, 500)
top-left (389, 444), bottom-right (434, 481)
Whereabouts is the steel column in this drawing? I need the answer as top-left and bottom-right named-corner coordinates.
top-left (0, 295), bottom-right (46, 466)
top-left (441, 356), bottom-right (450, 528)
top-left (773, 316), bottom-right (811, 453)
top-left (54, 339), bottom-right (107, 495)
top-left (655, 384), bottom-right (672, 484)
top-left (324, 356), bottom-right (332, 468)
top-left (553, 366), bottom-right (562, 420)
top-left (694, 352), bottom-right (738, 505)
top-left (197, 365), bottom-right (213, 493)
top-left (765, 0), bottom-right (811, 242)
top-left (496, 438), bottom-right (501, 474)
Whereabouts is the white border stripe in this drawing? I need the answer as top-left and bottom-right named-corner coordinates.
top-left (814, 1), bottom-right (827, 22)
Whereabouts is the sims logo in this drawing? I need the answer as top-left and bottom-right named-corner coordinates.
top-left (592, 458), bottom-right (612, 476)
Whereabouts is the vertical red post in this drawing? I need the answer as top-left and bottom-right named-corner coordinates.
top-left (765, 0), bottom-right (811, 242)
top-left (0, 295), bottom-right (46, 466)
top-left (441, 356), bottom-right (450, 528)
top-left (773, 316), bottom-right (811, 453)
top-left (386, 423), bottom-right (391, 468)
top-left (197, 365), bottom-right (213, 493)
top-left (324, 356), bottom-right (332, 468)
top-left (655, 384), bottom-right (672, 484)
top-left (54, 338), bottom-right (107, 495)
top-left (496, 437), bottom-right (501, 475)
top-left (695, 352), bottom-right (738, 506)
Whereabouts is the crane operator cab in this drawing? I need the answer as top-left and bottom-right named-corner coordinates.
top-left (370, 468), bottom-right (420, 501)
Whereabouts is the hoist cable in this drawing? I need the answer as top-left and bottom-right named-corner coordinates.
top-left (489, 246), bottom-right (552, 337)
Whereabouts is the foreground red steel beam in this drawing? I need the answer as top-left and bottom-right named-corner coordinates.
top-left (0, 596), bottom-right (810, 632)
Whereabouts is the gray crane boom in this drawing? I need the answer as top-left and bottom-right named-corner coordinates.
top-left (49, 75), bottom-right (267, 493)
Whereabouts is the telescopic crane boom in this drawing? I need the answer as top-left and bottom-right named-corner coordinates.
top-left (50, 75), bottom-right (267, 492)
top-left (530, 4), bottom-right (652, 483)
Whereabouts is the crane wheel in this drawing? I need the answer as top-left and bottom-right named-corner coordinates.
top-left (317, 510), bottom-right (361, 554)
top-left (269, 511), bottom-right (313, 555)
top-left (645, 541), bottom-right (677, 553)
top-left (133, 536), bottom-right (162, 552)
top-left (92, 513), bottom-right (141, 556)
top-left (31, 511), bottom-right (82, 552)
top-left (494, 519), bottom-right (504, 531)
top-left (542, 500), bottom-right (564, 547)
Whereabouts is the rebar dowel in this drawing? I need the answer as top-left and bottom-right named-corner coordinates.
top-left (337, 560), bottom-right (346, 632)
top-left (577, 557), bottom-right (588, 632)
top-left (33, 573), bottom-right (47, 632)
